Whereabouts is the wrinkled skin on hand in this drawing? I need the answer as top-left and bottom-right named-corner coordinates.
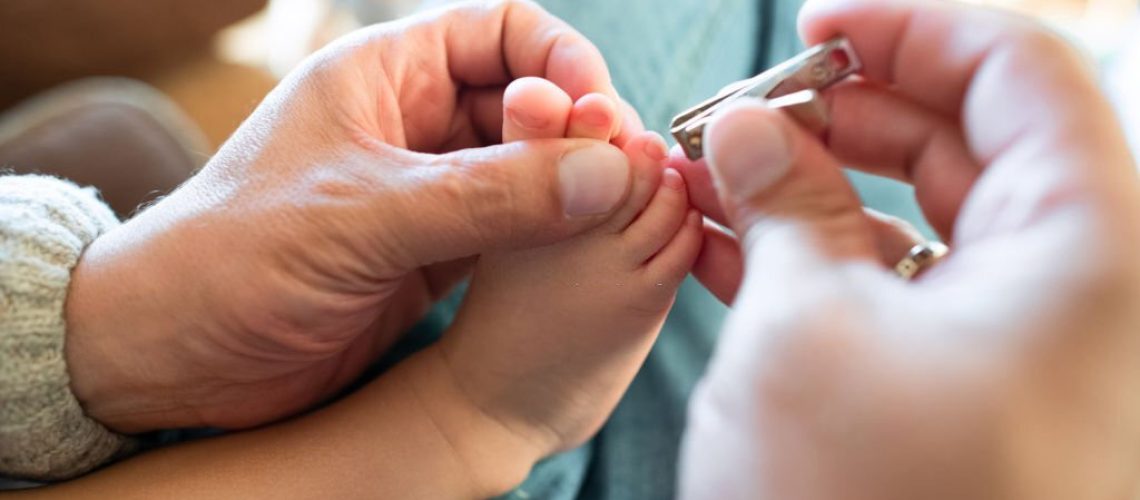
top-left (64, 0), bottom-right (643, 433)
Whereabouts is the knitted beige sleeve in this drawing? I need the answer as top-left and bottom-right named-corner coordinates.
top-left (0, 175), bottom-right (135, 481)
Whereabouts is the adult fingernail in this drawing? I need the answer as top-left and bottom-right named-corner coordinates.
top-left (559, 144), bottom-right (630, 216)
top-left (706, 105), bottom-right (791, 201)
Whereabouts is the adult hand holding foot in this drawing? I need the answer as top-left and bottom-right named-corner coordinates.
top-left (678, 0), bottom-right (1140, 498)
top-left (60, 0), bottom-right (637, 438)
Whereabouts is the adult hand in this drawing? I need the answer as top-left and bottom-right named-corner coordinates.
top-left (62, 0), bottom-right (643, 433)
top-left (678, 0), bottom-right (1140, 498)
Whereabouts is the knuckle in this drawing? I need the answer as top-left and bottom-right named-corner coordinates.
top-left (441, 155), bottom-right (525, 249)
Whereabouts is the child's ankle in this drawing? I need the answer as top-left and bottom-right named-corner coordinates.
top-left (401, 344), bottom-right (550, 497)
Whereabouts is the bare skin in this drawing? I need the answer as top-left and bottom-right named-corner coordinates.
top-left (675, 1), bottom-right (1140, 499)
top-left (62, 0), bottom-right (645, 436)
top-left (13, 70), bottom-right (698, 500)
top-left (438, 78), bottom-right (702, 452)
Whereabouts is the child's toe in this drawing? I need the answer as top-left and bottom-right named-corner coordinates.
top-left (601, 132), bottom-right (667, 232)
top-left (622, 168), bottom-right (691, 264)
top-left (503, 77), bottom-right (572, 143)
top-left (644, 209), bottom-right (703, 285)
top-left (567, 93), bottom-right (618, 141)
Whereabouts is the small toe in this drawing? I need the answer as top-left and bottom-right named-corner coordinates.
top-left (644, 209), bottom-right (703, 285)
top-left (567, 93), bottom-right (619, 141)
top-left (603, 132), bottom-right (668, 232)
top-left (611, 99), bottom-right (644, 147)
top-left (622, 168), bottom-right (691, 264)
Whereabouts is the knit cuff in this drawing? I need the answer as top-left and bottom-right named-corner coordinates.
top-left (0, 175), bottom-right (135, 481)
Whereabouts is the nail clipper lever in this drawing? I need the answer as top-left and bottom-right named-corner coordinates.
top-left (670, 37), bottom-right (862, 161)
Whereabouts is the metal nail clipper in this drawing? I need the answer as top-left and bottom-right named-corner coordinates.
top-left (670, 37), bottom-right (862, 160)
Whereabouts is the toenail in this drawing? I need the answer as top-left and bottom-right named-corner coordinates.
top-left (577, 108), bottom-right (612, 128)
top-left (507, 107), bottom-right (549, 129)
top-left (643, 136), bottom-right (668, 161)
top-left (662, 168), bottom-right (685, 191)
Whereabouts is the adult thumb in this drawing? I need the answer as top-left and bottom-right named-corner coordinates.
top-left (389, 140), bottom-right (632, 267)
top-left (704, 99), bottom-right (876, 282)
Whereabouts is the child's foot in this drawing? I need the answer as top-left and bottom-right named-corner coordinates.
top-left (435, 80), bottom-right (703, 454)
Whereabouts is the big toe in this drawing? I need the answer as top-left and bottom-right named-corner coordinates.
top-left (502, 77), bottom-right (573, 143)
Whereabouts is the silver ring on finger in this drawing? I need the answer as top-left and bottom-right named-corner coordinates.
top-left (894, 241), bottom-right (949, 280)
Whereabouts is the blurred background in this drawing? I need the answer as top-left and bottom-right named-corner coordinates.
top-left (0, 0), bottom-right (1136, 218)
top-left (1, 2), bottom-right (1135, 496)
